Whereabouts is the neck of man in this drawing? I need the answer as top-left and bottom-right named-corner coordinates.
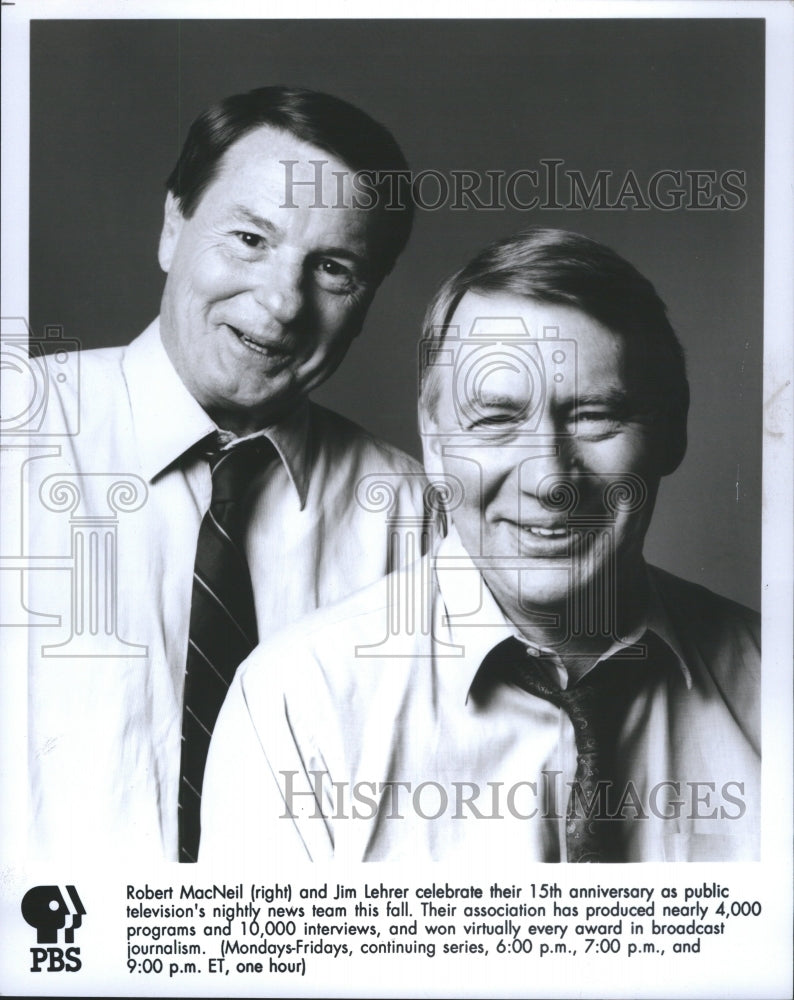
top-left (509, 559), bottom-right (650, 667)
top-left (207, 392), bottom-right (306, 437)
top-left (210, 407), bottom-right (277, 439)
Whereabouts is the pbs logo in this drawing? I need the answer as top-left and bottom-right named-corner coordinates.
top-left (21, 884), bottom-right (85, 973)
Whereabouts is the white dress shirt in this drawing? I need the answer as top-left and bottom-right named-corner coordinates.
top-left (21, 320), bottom-right (429, 862)
top-left (201, 527), bottom-right (761, 863)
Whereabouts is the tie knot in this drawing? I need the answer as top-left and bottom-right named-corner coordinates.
top-left (207, 437), bottom-right (275, 505)
top-left (485, 635), bottom-right (653, 736)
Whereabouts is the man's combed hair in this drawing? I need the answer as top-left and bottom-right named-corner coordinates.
top-left (166, 86), bottom-right (414, 277)
top-left (419, 228), bottom-right (689, 466)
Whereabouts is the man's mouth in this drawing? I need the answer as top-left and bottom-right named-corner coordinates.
top-left (520, 525), bottom-right (569, 538)
top-left (509, 519), bottom-right (573, 556)
top-left (228, 324), bottom-right (292, 360)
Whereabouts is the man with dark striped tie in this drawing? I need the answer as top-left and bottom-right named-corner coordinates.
top-left (26, 88), bottom-right (429, 862)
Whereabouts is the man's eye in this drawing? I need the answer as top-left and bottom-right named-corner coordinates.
top-left (474, 412), bottom-right (518, 425)
top-left (578, 411), bottom-right (614, 422)
top-left (319, 259), bottom-right (348, 276)
top-left (466, 410), bottom-right (524, 432)
top-left (573, 412), bottom-right (620, 437)
top-left (315, 258), bottom-right (356, 291)
top-left (234, 231), bottom-right (265, 249)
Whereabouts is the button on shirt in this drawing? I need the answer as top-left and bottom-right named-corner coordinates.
top-left (22, 320), bottom-right (429, 862)
top-left (201, 527), bottom-right (761, 863)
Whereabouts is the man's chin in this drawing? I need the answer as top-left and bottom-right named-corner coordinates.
top-left (482, 566), bottom-right (571, 616)
top-left (205, 384), bottom-right (300, 434)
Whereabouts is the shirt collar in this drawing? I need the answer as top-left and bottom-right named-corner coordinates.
top-left (122, 318), bottom-right (311, 506)
top-left (433, 525), bottom-right (691, 704)
top-left (575, 562), bottom-right (691, 689)
top-left (433, 526), bottom-right (518, 705)
top-left (642, 566), bottom-right (693, 688)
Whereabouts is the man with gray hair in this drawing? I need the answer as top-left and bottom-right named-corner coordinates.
top-left (25, 86), bottom-right (427, 862)
top-left (201, 228), bottom-right (760, 863)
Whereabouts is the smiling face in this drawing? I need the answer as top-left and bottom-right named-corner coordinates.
top-left (423, 292), bottom-right (674, 634)
top-left (157, 126), bottom-right (381, 434)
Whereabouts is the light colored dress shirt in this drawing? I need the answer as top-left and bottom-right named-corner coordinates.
top-left (201, 527), bottom-right (761, 863)
top-left (20, 320), bottom-right (429, 862)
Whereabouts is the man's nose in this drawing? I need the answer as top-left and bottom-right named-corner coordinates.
top-left (516, 438), bottom-right (576, 502)
top-left (252, 254), bottom-right (305, 324)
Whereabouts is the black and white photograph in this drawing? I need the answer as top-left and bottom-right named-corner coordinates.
top-left (1, 2), bottom-right (791, 997)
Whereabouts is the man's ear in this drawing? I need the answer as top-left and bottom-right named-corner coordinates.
top-left (158, 192), bottom-right (185, 273)
top-left (419, 411), bottom-right (455, 536)
top-left (420, 408), bottom-right (447, 480)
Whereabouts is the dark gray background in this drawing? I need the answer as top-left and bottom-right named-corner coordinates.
top-left (29, 19), bottom-right (763, 610)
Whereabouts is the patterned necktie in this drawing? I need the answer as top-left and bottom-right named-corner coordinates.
top-left (485, 636), bottom-right (653, 863)
top-left (178, 436), bottom-right (274, 862)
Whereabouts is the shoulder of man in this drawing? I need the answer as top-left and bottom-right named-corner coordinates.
top-left (237, 552), bottom-right (433, 707)
top-left (39, 341), bottom-right (129, 435)
top-left (306, 401), bottom-right (425, 477)
top-left (648, 564), bottom-right (760, 742)
top-left (303, 402), bottom-right (430, 535)
top-left (648, 564), bottom-right (760, 642)
top-left (45, 340), bottom-right (127, 383)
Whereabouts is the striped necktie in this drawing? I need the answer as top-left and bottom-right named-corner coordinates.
top-left (178, 436), bottom-right (274, 862)
top-left (484, 636), bottom-right (654, 863)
